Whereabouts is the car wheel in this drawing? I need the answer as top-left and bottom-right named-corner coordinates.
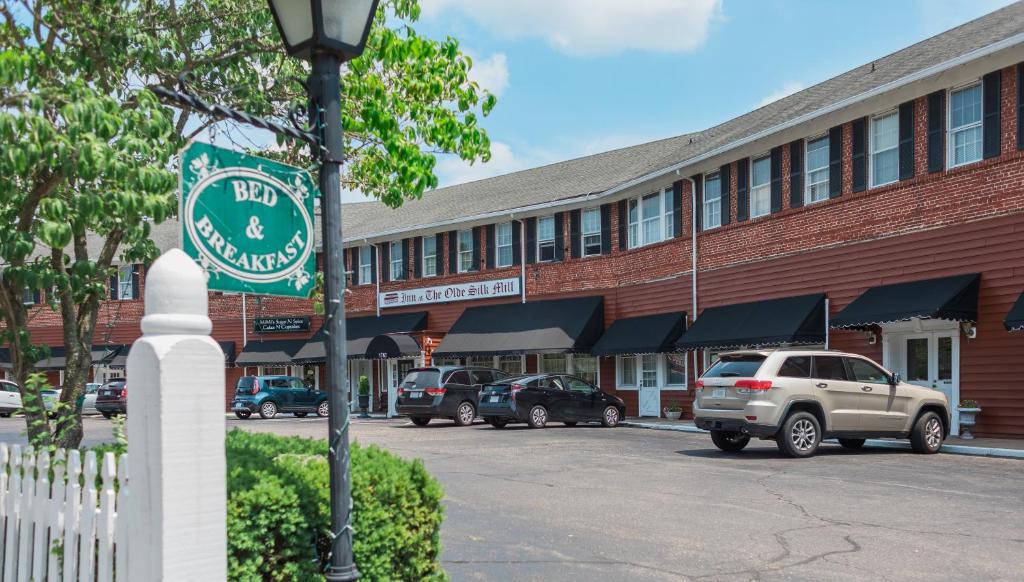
top-left (910, 411), bottom-right (944, 454)
top-left (0, 412), bottom-right (9, 418)
top-left (563, 421), bottom-right (578, 427)
top-left (294, 412), bottom-right (308, 418)
top-left (101, 412), bottom-right (113, 420)
top-left (710, 430), bottom-right (750, 452)
top-left (838, 438), bottom-right (865, 450)
top-left (411, 417), bottom-right (431, 427)
top-left (234, 411), bottom-right (252, 420)
top-left (259, 401), bottom-right (278, 419)
top-left (487, 417), bottom-right (509, 429)
top-left (601, 406), bottom-right (620, 428)
top-left (454, 402), bottom-right (476, 427)
top-left (316, 401), bottom-right (329, 417)
top-left (527, 405), bottom-right (548, 429)
top-left (776, 411), bottom-right (821, 458)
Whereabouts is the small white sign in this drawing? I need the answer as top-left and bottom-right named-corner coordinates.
top-left (379, 277), bottom-right (520, 309)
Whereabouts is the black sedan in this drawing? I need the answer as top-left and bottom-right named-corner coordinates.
top-left (478, 374), bottom-right (626, 429)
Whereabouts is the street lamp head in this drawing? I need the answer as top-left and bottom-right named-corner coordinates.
top-left (269, 0), bottom-right (379, 62)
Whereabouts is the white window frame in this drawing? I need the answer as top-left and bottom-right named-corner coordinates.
top-left (359, 245), bottom-right (372, 284)
top-left (536, 216), bottom-right (556, 262)
top-left (496, 222), bottom-right (513, 267)
top-left (616, 353), bottom-right (687, 391)
top-left (116, 265), bottom-right (134, 300)
top-left (389, 241), bottom-right (403, 281)
top-left (869, 109), bottom-right (899, 188)
top-left (457, 229), bottom-right (474, 273)
top-left (21, 288), bottom-right (35, 306)
top-left (947, 81), bottom-right (984, 169)
top-left (627, 187), bottom-right (674, 248)
top-left (750, 155), bottom-right (771, 219)
top-left (702, 173), bottom-right (722, 230)
top-left (421, 236), bottom-right (437, 277)
top-left (569, 354), bottom-right (599, 387)
top-left (495, 355), bottom-right (525, 375)
top-left (581, 208), bottom-right (602, 257)
top-left (804, 134), bottom-right (830, 205)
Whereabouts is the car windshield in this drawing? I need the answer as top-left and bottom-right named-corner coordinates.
top-left (401, 369), bottom-right (441, 390)
top-left (703, 354), bottom-right (767, 378)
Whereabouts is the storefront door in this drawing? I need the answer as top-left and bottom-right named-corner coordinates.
top-left (637, 354), bottom-right (660, 417)
top-left (885, 327), bottom-right (959, 435)
top-left (386, 359), bottom-right (415, 418)
top-left (349, 360), bottom-right (372, 412)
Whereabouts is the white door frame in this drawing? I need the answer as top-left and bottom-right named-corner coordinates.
top-left (881, 319), bottom-right (960, 435)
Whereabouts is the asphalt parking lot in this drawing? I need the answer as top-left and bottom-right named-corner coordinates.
top-left (1, 415), bottom-right (1021, 581)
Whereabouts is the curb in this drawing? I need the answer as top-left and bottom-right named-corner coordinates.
top-left (620, 421), bottom-right (1024, 460)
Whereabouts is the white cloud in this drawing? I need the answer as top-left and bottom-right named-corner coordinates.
top-left (466, 51), bottom-right (509, 97)
top-left (422, 0), bottom-right (722, 56)
top-left (757, 81), bottom-right (804, 108)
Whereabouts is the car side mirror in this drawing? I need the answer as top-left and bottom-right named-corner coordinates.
top-left (890, 372), bottom-right (901, 385)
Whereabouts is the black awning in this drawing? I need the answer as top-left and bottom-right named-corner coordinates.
top-left (676, 293), bottom-right (827, 351)
top-left (831, 273), bottom-right (980, 330)
top-left (292, 311), bottom-right (428, 363)
top-left (219, 341), bottom-right (237, 365)
top-left (1, 345), bottom-right (122, 370)
top-left (1005, 291), bottom-right (1024, 332)
top-left (235, 339), bottom-right (305, 367)
top-left (365, 334), bottom-right (421, 359)
top-left (433, 296), bottom-right (604, 357)
top-left (591, 312), bottom-right (687, 356)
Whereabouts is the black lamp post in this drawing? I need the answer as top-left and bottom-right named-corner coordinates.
top-left (268, 2), bottom-right (379, 580)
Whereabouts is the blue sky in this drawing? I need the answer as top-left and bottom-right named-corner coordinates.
top-left (372, 0), bottom-right (1015, 197)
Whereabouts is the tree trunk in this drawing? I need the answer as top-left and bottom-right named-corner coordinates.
top-left (0, 283), bottom-right (52, 446)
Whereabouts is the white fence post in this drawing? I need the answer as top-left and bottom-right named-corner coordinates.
top-left (125, 248), bottom-right (226, 581)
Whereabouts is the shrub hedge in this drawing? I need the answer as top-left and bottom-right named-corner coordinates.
top-left (224, 429), bottom-right (446, 581)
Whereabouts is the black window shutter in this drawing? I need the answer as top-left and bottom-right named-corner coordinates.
top-left (828, 125), bottom-right (843, 198)
top-left (897, 103), bottom-right (915, 181)
top-left (413, 238), bottom-right (422, 278)
top-left (769, 150), bottom-right (782, 213)
top-left (789, 140), bottom-right (804, 208)
top-left (553, 213), bottom-right (564, 262)
top-left (32, 289), bottom-right (41, 304)
top-left (617, 200), bottom-right (627, 250)
top-left (402, 238), bottom-right (411, 279)
top-left (435, 234), bottom-right (445, 275)
top-left (927, 90), bottom-right (945, 173)
top-left (1018, 63), bottom-right (1024, 150)
top-left (447, 230), bottom-right (457, 273)
top-left (131, 265), bottom-right (140, 299)
top-left (380, 243), bottom-right (391, 283)
top-left (471, 226), bottom-right (482, 271)
top-left (369, 246), bottom-right (377, 283)
top-left (983, 70), bottom-right (1002, 160)
top-left (672, 181), bottom-right (683, 237)
top-left (351, 248), bottom-right (360, 285)
top-left (109, 274), bottom-right (118, 300)
top-left (569, 210), bottom-right (581, 258)
top-left (525, 218), bottom-right (537, 264)
top-left (719, 163), bottom-right (731, 226)
top-left (485, 225), bottom-right (496, 269)
top-left (600, 204), bottom-right (613, 252)
top-left (512, 221), bottom-right (522, 265)
top-left (736, 159), bottom-right (749, 222)
top-left (692, 174), bottom-right (703, 231)
top-left (852, 117), bottom-right (867, 192)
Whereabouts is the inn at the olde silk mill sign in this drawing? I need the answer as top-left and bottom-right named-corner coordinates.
top-left (180, 142), bottom-right (317, 298)
top-left (380, 277), bottom-right (520, 309)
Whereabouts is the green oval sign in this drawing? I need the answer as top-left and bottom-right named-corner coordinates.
top-left (180, 142), bottom-right (317, 297)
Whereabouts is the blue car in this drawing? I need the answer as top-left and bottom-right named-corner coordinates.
top-left (232, 375), bottom-right (329, 420)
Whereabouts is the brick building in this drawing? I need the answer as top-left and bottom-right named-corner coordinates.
top-left (10, 5), bottom-right (1024, 437)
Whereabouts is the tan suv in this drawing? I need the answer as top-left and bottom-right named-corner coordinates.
top-left (693, 349), bottom-right (950, 458)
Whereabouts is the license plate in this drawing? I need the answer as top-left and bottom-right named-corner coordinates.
top-left (712, 388), bottom-right (727, 399)
top-left (408, 391), bottom-right (422, 399)
top-left (488, 395), bottom-right (500, 403)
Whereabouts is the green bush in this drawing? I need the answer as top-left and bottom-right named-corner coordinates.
top-left (225, 429), bottom-right (446, 581)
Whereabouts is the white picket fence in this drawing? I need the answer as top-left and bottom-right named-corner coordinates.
top-left (0, 444), bottom-right (128, 581)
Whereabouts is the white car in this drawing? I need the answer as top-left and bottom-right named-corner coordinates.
top-left (82, 383), bottom-right (102, 415)
top-left (0, 380), bottom-right (21, 417)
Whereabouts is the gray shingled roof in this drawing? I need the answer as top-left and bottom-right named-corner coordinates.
top-left (39, 2), bottom-right (1024, 260)
top-left (338, 1), bottom-right (1024, 240)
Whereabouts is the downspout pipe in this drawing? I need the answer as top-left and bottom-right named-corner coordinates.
top-left (683, 175), bottom-right (699, 383)
top-left (824, 298), bottom-right (830, 350)
top-left (374, 243), bottom-right (380, 317)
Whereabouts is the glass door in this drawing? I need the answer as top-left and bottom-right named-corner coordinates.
top-left (898, 331), bottom-right (959, 435)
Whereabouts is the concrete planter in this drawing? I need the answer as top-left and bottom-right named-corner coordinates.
top-left (663, 409), bottom-right (682, 421)
top-left (959, 407), bottom-right (981, 440)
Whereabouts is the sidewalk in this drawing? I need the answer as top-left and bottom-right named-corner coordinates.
top-left (622, 417), bottom-right (1024, 460)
